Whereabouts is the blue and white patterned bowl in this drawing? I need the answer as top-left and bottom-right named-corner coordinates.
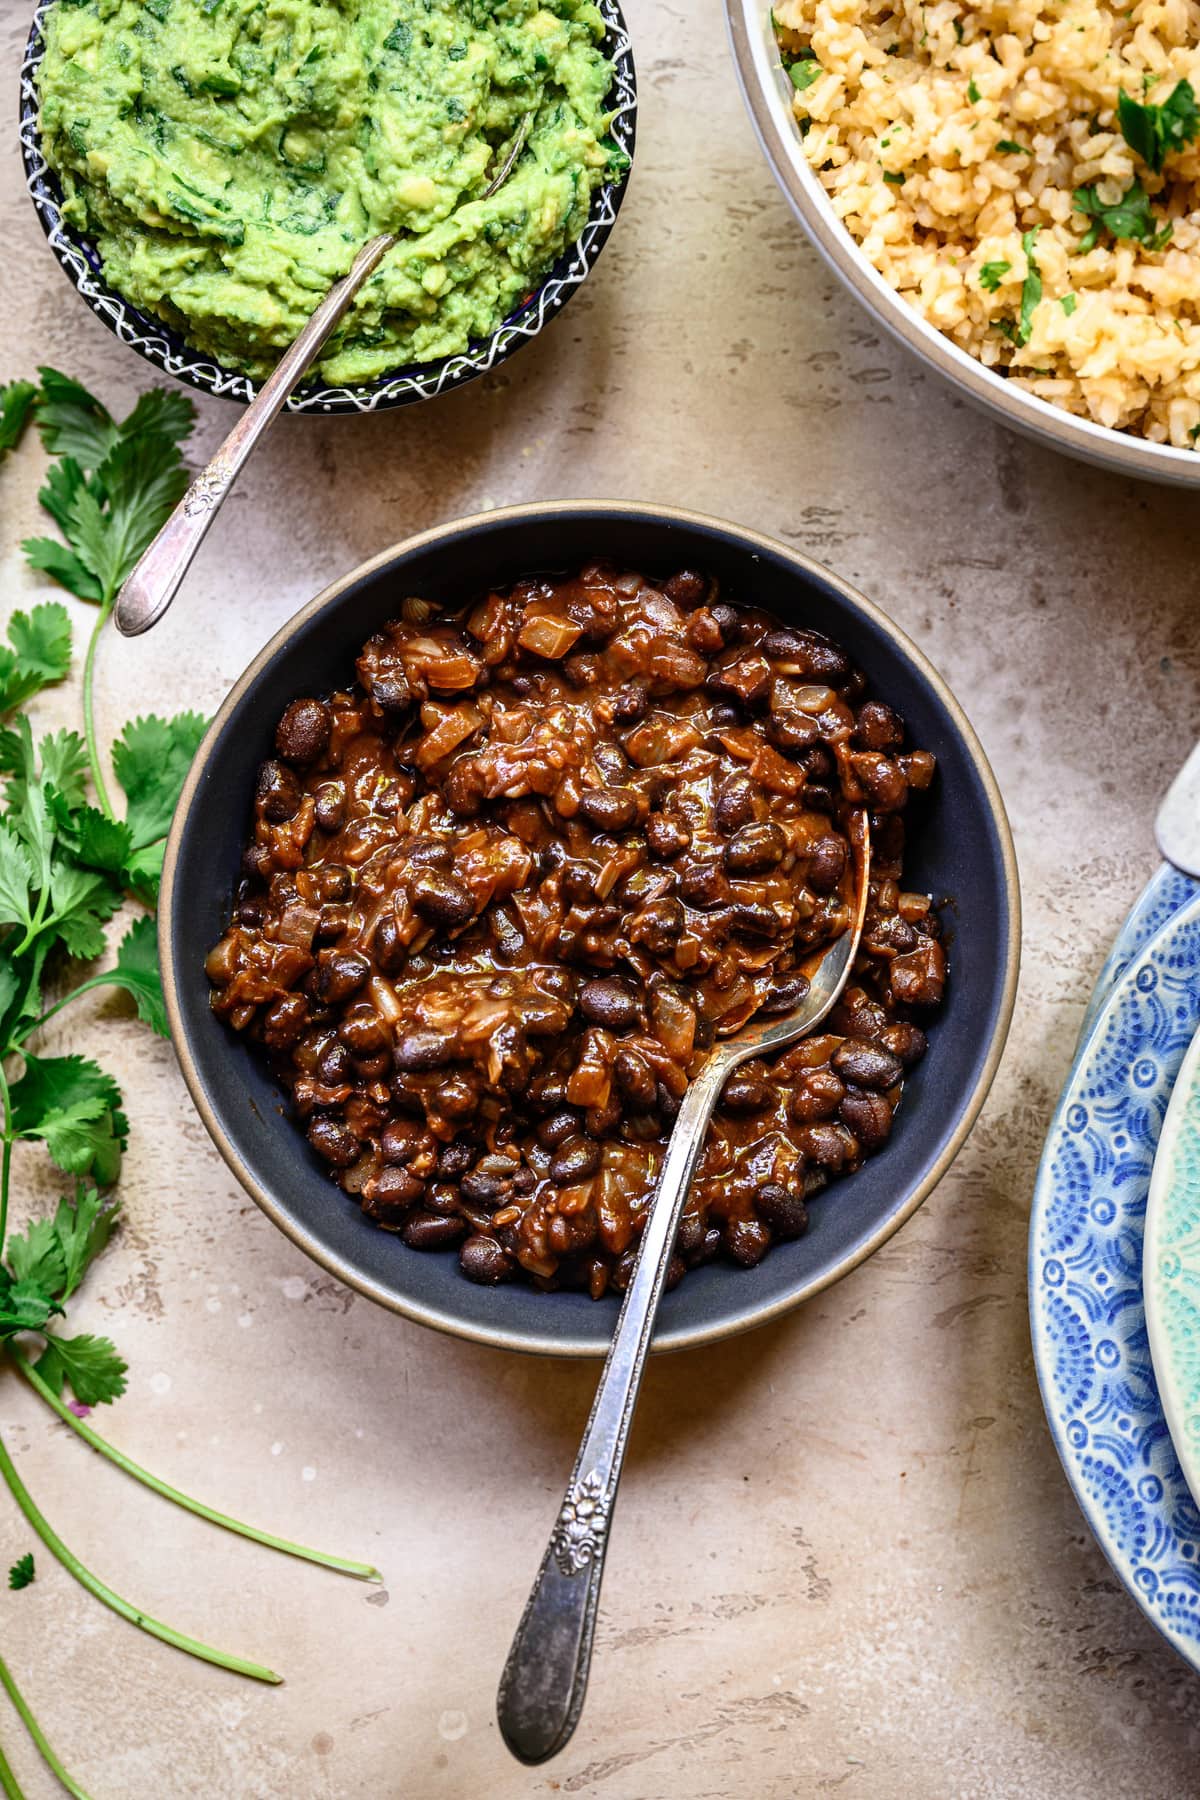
top-left (1145, 1021), bottom-right (1200, 1514)
top-left (18, 0), bottom-right (636, 415)
top-left (1031, 891), bottom-right (1200, 1670)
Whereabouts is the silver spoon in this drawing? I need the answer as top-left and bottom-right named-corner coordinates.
top-left (113, 113), bottom-right (535, 639)
top-left (497, 814), bottom-right (872, 1764)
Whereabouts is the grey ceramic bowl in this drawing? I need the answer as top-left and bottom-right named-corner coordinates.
top-left (161, 503), bottom-right (1021, 1356)
top-left (19, 0), bottom-right (635, 415)
top-left (725, 0), bottom-right (1200, 489)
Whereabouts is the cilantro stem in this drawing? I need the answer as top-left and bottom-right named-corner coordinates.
top-left (10, 1349), bottom-right (381, 1583)
top-left (28, 973), bottom-right (147, 1039)
top-left (0, 1732), bottom-right (25, 1800)
top-left (0, 1652), bottom-right (91, 1800)
top-left (0, 1428), bottom-right (283, 1684)
top-left (81, 602), bottom-right (115, 823)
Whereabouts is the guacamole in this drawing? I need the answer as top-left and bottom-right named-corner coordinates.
top-left (37, 0), bottom-right (623, 383)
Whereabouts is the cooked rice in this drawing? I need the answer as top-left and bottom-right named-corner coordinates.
top-left (774, 0), bottom-right (1200, 446)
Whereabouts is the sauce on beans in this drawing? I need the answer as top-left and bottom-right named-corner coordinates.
top-left (206, 566), bottom-right (947, 1296)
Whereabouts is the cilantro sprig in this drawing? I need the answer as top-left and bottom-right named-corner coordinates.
top-left (1118, 78), bottom-right (1199, 173)
top-left (1073, 178), bottom-right (1173, 252)
top-left (0, 370), bottom-right (380, 1792)
top-left (6, 1554), bottom-right (33, 1592)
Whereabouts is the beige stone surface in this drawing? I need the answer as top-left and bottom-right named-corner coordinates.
top-left (5, 1), bottom-right (1200, 1794)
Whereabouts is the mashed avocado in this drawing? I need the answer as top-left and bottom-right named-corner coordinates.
top-left (37, 0), bottom-right (623, 383)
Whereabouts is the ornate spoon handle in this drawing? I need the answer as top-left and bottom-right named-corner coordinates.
top-left (112, 231), bottom-right (394, 638)
top-left (496, 1051), bottom-right (731, 1765)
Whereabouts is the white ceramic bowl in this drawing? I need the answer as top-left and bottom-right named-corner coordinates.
top-left (725, 0), bottom-right (1200, 488)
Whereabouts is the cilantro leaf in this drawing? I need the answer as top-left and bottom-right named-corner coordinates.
top-left (0, 382), bottom-right (37, 458)
top-left (995, 139), bottom-right (1027, 154)
top-left (120, 387), bottom-right (195, 447)
top-left (0, 1271), bottom-right (62, 1335)
top-left (19, 536), bottom-right (103, 605)
top-left (0, 605), bottom-right (73, 716)
top-left (50, 1185), bottom-right (120, 1301)
top-left (60, 805), bottom-right (134, 876)
top-left (1073, 178), bottom-right (1162, 249)
top-left (6, 1214), bottom-right (67, 1296)
top-left (36, 1332), bottom-right (128, 1406)
top-left (788, 54), bottom-right (820, 91)
top-left (46, 859), bottom-right (122, 961)
top-left (1118, 79), bottom-right (1199, 173)
top-left (34, 369), bottom-right (119, 469)
top-left (68, 433), bottom-right (189, 603)
top-left (9, 1052), bottom-right (128, 1183)
top-left (7, 1553), bottom-right (35, 1590)
top-left (979, 258), bottom-right (1011, 292)
top-left (112, 713), bottom-right (208, 848)
top-left (103, 917), bottom-right (169, 1038)
top-left (0, 825), bottom-right (35, 933)
top-left (39, 731), bottom-right (89, 812)
top-left (1017, 228), bottom-right (1042, 346)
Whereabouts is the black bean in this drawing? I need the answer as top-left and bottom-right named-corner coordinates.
top-left (866, 915), bottom-right (918, 956)
top-left (425, 1181), bottom-right (462, 1216)
top-left (562, 865), bottom-right (597, 904)
top-left (708, 702), bottom-right (742, 728)
top-left (881, 1021), bottom-right (928, 1067)
top-left (379, 1119), bottom-right (423, 1165)
top-left (763, 629), bottom-right (850, 681)
top-left (855, 701), bottom-right (904, 751)
top-left (851, 753), bottom-right (907, 813)
top-left (579, 787), bottom-right (639, 831)
top-left (314, 781), bottom-right (346, 832)
top-left (839, 1089), bottom-right (894, 1151)
top-left (307, 1115), bottom-right (358, 1167)
top-left (438, 1140), bottom-right (475, 1177)
top-left (677, 861), bottom-right (727, 908)
top-left (709, 603), bottom-right (742, 643)
top-left (790, 1066), bottom-right (846, 1121)
top-left (731, 902), bottom-right (780, 938)
top-left (832, 1038), bottom-right (904, 1091)
top-left (275, 698), bottom-right (331, 766)
top-left (610, 687), bottom-right (647, 725)
top-left (373, 914), bottom-right (407, 972)
top-left (760, 972), bottom-right (811, 1016)
top-left (756, 1183), bottom-right (809, 1240)
top-left (656, 1082), bottom-right (681, 1122)
top-left (586, 1098), bottom-right (623, 1136)
top-left (722, 1073), bottom-right (772, 1113)
top-left (724, 822), bottom-right (786, 873)
top-left (411, 868), bottom-right (475, 929)
top-left (664, 569), bottom-right (709, 606)
top-left (807, 835), bottom-right (847, 894)
top-left (803, 785), bottom-right (835, 815)
top-left (435, 1077), bottom-right (478, 1120)
top-left (645, 813), bottom-right (692, 858)
top-left (635, 895), bottom-right (686, 952)
top-left (890, 940), bottom-right (946, 1008)
top-left (263, 993), bottom-right (307, 1049)
top-left (537, 1109), bottom-right (582, 1149)
top-left (578, 977), bottom-right (639, 1031)
top-left (614, 1048), bottom-right (657, 1107)
top-left (551, 1136), bottom-right (602, 1184)
top-left (314, 950), bottom-right (370, 1005)
top-left (317, 1040), bottom-right (353, 1086)
top-left (675, 1214), bottom-right (706, 1258)
top-left (795, 1122), bottom-right (849, 1169)
top-left (461, 1168), bottom-right (505, 1204)
top-left (393, 1030), bottom-right (453, 1072)
top-left (767, 710), bottom-right (819, 753)
top-left (320, 866), bottom-right (352, 902)
top-left (371, 1166), bottom-right (425, 1210)
top-left (460, 1236), bottom-right (515, 1284)
top-left (255, 759), bottom-right (302, 823)
top-left (402, 1212), bottom-right (467, 1250)
top-left (726, 1217), bottom-right (770, 1267)
top-left (314, 904), bottom-right (350, 943)
top-left (714, 777), bottom-right (757, 834)
top-left (338, 1008), bottom-right (388, 1055)
top-left (665, 1255), bottom-right (687, 1291)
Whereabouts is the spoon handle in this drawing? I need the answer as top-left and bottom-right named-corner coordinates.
top-left (112, 232), bottom-right (394, 639)
top-left (496, 1051), bottom-right (731, 1765)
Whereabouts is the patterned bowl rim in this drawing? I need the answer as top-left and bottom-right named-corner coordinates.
top-left (1145, 1018), bottom-right (1200, 1514)
top-left (725, 0), bottom-right (1200, 489)
top-left (1030, 889), bottom-right (1200, 1674)
top-left (18, 0), bottom-right (637, 415)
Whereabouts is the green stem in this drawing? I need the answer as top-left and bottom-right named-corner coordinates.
top-left (28, 974), bottom-right (137, 1040)
top-left (0, 1653), bottom-right (90, 1800)
top-left (10, 1350), bottom-right (380, 1584)
top-left (82, 601), bottom-right (115, 822)
top-left (0, 1732), bottom-right (25, 1800)
top-left (0, 1427), bottom-right (282, 1685)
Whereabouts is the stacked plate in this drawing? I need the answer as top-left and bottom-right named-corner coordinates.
top-left (1031, 864), bottom-right (1200, 1665)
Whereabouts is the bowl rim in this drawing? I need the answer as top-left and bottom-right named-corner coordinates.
top-left (724, 0), bottom-right (1200, 489)
top-left (18, 0), bottom-right (636, 416)
top-left (160, 500), bottom-right (1022, 1356)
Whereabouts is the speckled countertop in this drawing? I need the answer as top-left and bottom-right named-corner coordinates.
top-left (4, 1), bottom-right (1200, 1795)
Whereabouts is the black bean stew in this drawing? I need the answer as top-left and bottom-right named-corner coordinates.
top-left (206, 566), bottom-right (946, 1297)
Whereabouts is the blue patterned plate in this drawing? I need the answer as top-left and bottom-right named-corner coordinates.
top-left (1031, 891), bottom-right (1200, 1670)
top-left (1075, 864), bottom-right (1200, 1052)
top-left (1145, 1024), bottom-right (1200, 1512)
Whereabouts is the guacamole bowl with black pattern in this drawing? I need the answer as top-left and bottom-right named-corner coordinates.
top-left (19, 0), bottom-right (636, 416)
